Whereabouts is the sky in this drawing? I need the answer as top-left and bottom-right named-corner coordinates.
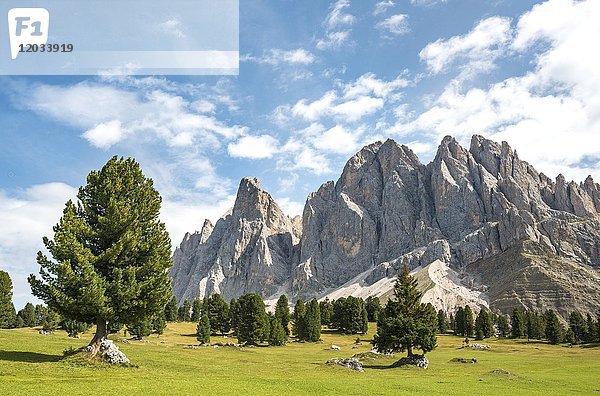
top-left (2, 0), bottom-right (600, 308)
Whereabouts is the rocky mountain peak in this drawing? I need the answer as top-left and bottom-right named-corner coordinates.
top-left (232, 177), bottom-right (291, 231)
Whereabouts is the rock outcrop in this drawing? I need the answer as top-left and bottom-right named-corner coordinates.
top-left (171, 135), bottom-right (600, 317)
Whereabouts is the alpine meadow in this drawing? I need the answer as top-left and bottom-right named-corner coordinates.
top-left (2, 0), bottom-right (600, 395)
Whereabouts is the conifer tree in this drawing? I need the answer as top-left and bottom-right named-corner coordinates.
top-left (585, 313), bottom-right (596, 343)
top-left (208, 294), bottom-right (230, 335)
top-left (178, 300), bottom-right (192, 322)
top-left (365, 296), bottom-right (382, 322)
top-left (164, 296), bottom-right (178, 322)
top-left (229, 298), bottom-right (240, 335)
top-left (545, 310), bottom-right (563, 345)
top-left (464, 306), bottom-right (474, 337)
top-left (128, 319), bottom-right (153, 340)
top-left (191, 298), bottom-right (202, 322)
top-left (564, 328), bottom-right (576, 345)
top-left (319, 298), bottom-right (333, 327)
top-left (237, 293), bottom-right (267, 345)
top-left (437, 310), bottom-right (448, 333)
top-left (18, 303), bottom-right (36, 327)
top-left (474, 309), bottom-right (494, 339)
top-left (293, 299), bottom-right (307, 339)
top-left (496, 314), bottom-right (510, 337)
top-left (0, 270), bottom-right (17, 328)
top-left (372, 265), bottom-right (437, 357)
top-left (152, 315), bottom-right (166, 336)
top-left (568, 311), bottom-right (587, 343)
top-left (511, 308), bottom-right (525, 338)
top-left (61, 318), bottom-right (92, 337)
top-left (304, 299), bottom-right (321, 342)
top-left (28, 157), bottom-right (172, 355)
top-left (455, 306), bottom-right (465, 336)
top-left (196, 311), bottom-right (211, 344)
top-left (269, 316), bottom-right (286, 346)
top-left (274, 295), bottom-right (290, 336)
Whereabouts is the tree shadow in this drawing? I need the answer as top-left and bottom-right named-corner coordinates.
top-left (361, 363), bottom-right (397, 370)
top-left (0, 350), bottom-right (63, 363)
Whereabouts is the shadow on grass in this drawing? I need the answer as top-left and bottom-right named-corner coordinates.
top-left (0, 350), bottom-right (63, 363)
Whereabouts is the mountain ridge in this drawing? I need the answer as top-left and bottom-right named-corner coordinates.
top-left (170, 135), bottom-right (600, 318)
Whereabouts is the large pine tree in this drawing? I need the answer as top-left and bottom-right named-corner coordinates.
top-left (237, 293), bottom-right (267, 345)
top-left (372, 265), bottom-right (437, 357)
top-left (304, 299), bottom-right (321, 342)
top-left (28, 157), bottom-right (173, 355)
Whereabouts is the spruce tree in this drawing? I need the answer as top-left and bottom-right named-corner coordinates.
top-left (511, 308), bottom-right (525, 338)
top-left (164, 296), bottom-right (178, 322)
top-left (128, 319), bottom-right (153, 340)
top-left (191, 298), bottom-right (202, 322)
top-left (274, 295), bottom-right (290, 336)
top-left (208, 294), bottom-right (230, 335)
top-left (229, 298), bottom-right (240, 335)
top-left (237, 293), bottom-right (267, 345)
top-left (293, 299), bottom-right (307, 339)
top-left (496, 314), bottom-right (510, 337)
top-left (585, 313), bottom-right (596, 343)
top-left (365, 296), bottom-right (382, 322)
top-left (196, 311), bottom-right (211, 344)
top-left (0, 270), bottom-right (17, 328)
top-left (319, 298), bottom-right (333, 327)
top-left (269, 316), bottom-right (286, 346)
top-left (545, 310), bottom-right (563, 344)
top-left (372, 265), bottom-right (437, 357)
top-left (464, 306), bottom-right (474, 337)
top-left (178, 300), bottom-right (192, 322)
top-left (564, 328), bottom-right (576, 345)
top-left (568, 311), bottom-right (587, 343)
top-left (304, 299), bottom-right (321, 342)
top-left (474, 309), bottom-right (494, 339)
top-left (437, 310), bottom-right (448, 333)
top-left (18, 303), bottom-right (36, 327)
top-left (28, 157), bottom-right (172, 356)
top-left (455, 307), bottom-right (465, 336)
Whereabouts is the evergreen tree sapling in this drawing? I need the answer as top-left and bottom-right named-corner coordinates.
top-left (196, 311), bottom-right (211, 344)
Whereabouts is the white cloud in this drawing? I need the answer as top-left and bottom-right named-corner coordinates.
top-left (82, 120), bottom-right (126, 149)
top-left (317, 0), bottom-right (355, 51)
top-left (275, 197), bottom-right (304, 217)
top-left (0, 183), bottom-right (77, 308)
top-left (324, 0), bottom-right (356, 30)
top-left (419, 16), bottom-right (512, 76)
top-left (313, 125), bottom-right (362, 154)
top-left (288, 73), bottom-right (407, 122)
top-left (376, 14), bottom-right (410, 36)
top-left (373, 1), bottom-right (395, 16)
top-left (20, 82), bottom-right (247, 149)
top-left (397, 0), bottom-right (600, 182)
top-left (159, 18), bottom-right (186, 38)
top-left (316, 31), bottom-right (352, 51)
top-left (228, 135), bottom-right (280, 159)
top-left (410, 0), bottom-right (447, 5)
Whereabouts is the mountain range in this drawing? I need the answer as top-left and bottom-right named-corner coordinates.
top-left (170, 135), bottom-right (600, 318)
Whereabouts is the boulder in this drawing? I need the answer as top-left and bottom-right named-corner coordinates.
top-left (392, 354), bottom-right (429, 369)
top-left (326, 358), bottom-right (364, 372)
top-left (98, 339), bottom-right (130, 365)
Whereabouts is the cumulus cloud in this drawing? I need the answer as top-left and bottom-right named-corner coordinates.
top-left (0, 183), bottom-right (77, 308)
top-left (398, 0), bottom-right (600, 182)
top-left (419, 16), bottom-right (512, 76)
top-left (228, 135), bottom-right (280, 159)
top-left (376, 14), bottom-right (410, 36)
top-left (19, 82), bottom-right (247, 149)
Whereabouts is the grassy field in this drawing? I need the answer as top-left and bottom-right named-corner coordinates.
top-left (1, 323), bottom-right (599, 395)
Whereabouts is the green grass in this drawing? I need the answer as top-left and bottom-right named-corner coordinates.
top-left (1, 323), bottom-right (599, 395)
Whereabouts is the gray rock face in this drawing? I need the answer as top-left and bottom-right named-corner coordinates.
top-left (171, 135), bottom-right (600, 317)
top-left (170, 177), bottom-right (297, 302)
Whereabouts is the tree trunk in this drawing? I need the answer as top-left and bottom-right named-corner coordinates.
top-left (407, 345), bottom-right (413, 357)
top-left (88, 318), bottom-right (108, 356)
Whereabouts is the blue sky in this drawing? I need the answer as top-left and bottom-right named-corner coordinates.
top-left (2, 0), bottom-right (600, 308)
